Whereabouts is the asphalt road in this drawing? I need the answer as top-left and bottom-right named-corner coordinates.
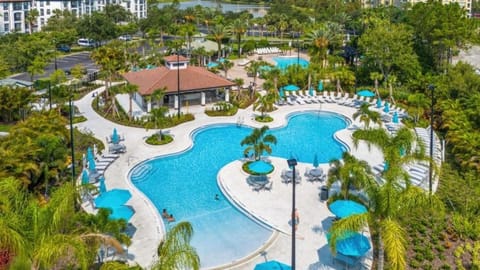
top-left (10, 51), bottom-right (98, 82)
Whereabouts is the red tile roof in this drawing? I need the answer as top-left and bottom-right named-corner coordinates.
top-left (163, 55), bottom-right (189, 63)
top-left (122, 66), bottom-right (235, 96)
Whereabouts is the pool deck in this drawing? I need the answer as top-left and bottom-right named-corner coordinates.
top-left (75, 79), bottom-right (382, 269)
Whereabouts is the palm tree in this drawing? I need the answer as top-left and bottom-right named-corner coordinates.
top-left (151, 221), bottom-right (200, 270)
top-left (370, 72), bottom-right (383, 96)
top-left (25, 9), bottom-right (39, 34)
top-left (240, 126), bottom-right (277, 160)
top-left (327, 152), bottom-right (375, 199)
top-left (353, 103), bottom-right (382, 129)
top-left (123, 84), bottom-right (138, 121)
top-left (329, 127), bottom-right (441, 270)
top-left (211, 24), bottom-right (226, 58)
top-left (151, 88), bottom-right (166, 109)
top-left (245, 60), bottom-right (270, 98)
top-left (0, 179), bottom-right (126, 269)
top-left (229, 19), bottom-right (247, 57)
top-left (407, 93), bottom-right (428, 124)
top-left (218, 59), bottom-right (233, 78)
top-left (253, 92), bottom-right (274, 119)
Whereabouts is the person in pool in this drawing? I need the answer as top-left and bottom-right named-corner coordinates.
top-left (167, 214), bottom-right (175, 223)
top-left (162, 209), bottom-right (169, 218)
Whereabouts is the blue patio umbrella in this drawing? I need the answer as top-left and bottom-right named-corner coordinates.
top-left (392, 111), bottom-right (399, 124)
top-left (329, 200), bottom-right (367, 218)
top-left (327, 232), bottom-right (371, 257)
top-left (108, 205), bottom-right (135, 222)
top-left (283, 84), bottom-right (300, 91)
top-left (88, 158), bottom-right (96, 173)
top-left (254, 260), bottom-right (291, 270)
top-left (376, 98), bottom-right (382, 108)
top-left (313, 153), bottom-right (319, 168)
top-left (383, 101), bottom-right (390, 113)
top-left (309, 87), bottom-right (314, 96)
top-left (98, 176), bottom-right (107, 193)
top-left (81, 169), bottom-right (89, 185)
top-left (87, 147), bottom-right (94, 162)
top-left (279, 87), bottom-right (285, 98)
top-left (383, 161), bottom-right (389, 171)
top-left (95, 188), bottom-right (132, 208)
top-left (318, 80), bottom-right (324, 91)
top-left (356, 89), bottom-right (375, 97)
top-left (112, 128), bottom-right (120, 144)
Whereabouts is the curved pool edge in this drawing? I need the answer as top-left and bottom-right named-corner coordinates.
top-left (125, 109), bottom-right (358, 269)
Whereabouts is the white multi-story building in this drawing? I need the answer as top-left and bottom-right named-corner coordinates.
top-left (0, 0), bottom-right (146, 34)
top-left (361, 0), bottom-right (472, 16)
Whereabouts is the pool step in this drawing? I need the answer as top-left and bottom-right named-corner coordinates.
top-left (131, 164), bottom-right (155, 183)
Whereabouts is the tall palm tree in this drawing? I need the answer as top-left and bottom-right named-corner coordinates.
top-left (327, 152), bottom-right (375, 199)
top-left (329, 127), bottom-right (441, 270)
top-left (123, 84), bottom-right (138, 121)
top-left (240, 126), bottom-right (277, 160)
top-left (229, 19), bottom-right (247, 57)
top-left (245, 60), bottom-right (270, 98)
top-left (25, 9), bottom-right (39, 34)
top-left (151, 221), bottom-right (200, 270)
top-left (370, 72), bottom-right (383, 96)
top-left (353, 103), bottom-right (382, 129)
top-left (211, 24), bottom-right (226, 58)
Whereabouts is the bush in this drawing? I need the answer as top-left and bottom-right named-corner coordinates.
top-left (205, 102), bottom-right (238, 116)
top-left (255, 115), bottom-right (273, 122)
top-left (145, 133), bottom-right (173, 145)
top-left (409, 260), bottom-right (422, 269)
top-left (439, 264), bottom-right (452, 270)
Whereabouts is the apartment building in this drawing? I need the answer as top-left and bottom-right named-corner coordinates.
top-left (362, 0), bottom-right (472, 16)
top-left (0, 0), bottom-right (147, 34)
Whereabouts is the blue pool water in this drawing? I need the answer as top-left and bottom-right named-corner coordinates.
top-left (130, 112), bottom-right (347, 268)
top-left (274, 56), bottom-right (309, 70)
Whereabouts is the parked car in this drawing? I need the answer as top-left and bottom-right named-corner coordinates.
top-left (77, 38), bottom-right (95, 47)
top-left (118, 35), bottom-right (132, 41)
top-left (56, 44), bottom-right (71, 52)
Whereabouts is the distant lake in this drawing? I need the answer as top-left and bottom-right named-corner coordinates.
top-left (157, 0), bottom-right (268, 17)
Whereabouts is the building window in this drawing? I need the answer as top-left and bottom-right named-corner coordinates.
top-left (46, 9), bottom-right (50, 15)
top-left (3, 3), bottom-right (8, 10)
top-left (40, 2), bottom-right (44, 7)
top-left (13, 3), bottom-right (22, 10)
top-left (14, 22), bottom-right (21, 31)
top-left (13, 12), bottom-right (21, 21)
top-left (23, 2), bottom-right (29, 9)
top-left (40, 18), bottom-right (44, 25)
top-left (46, 1), bottom-right (50, 5)
top-left (4, 24), bottom-right (9, 32)
top-left (64, 2), bottom-right (68, 8)
top-left (3, 12), bottom-right (8, 21)
top-left (40, 9), bottom-right (44, 16)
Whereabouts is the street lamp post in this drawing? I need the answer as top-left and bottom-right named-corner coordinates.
top-left (177, 52), bottom-right (181, 118)
top-left (69, 94), bottom-right (76, 180)
top-left (297, 32), bottom-right (300, 66)
top-left (287, 158), bottom-right (298, 270)
top-left (428, 84), bottom-right (435, 195)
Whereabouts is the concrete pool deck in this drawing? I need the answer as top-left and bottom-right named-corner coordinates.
top-left (75, 83), bottom-right (382, 269)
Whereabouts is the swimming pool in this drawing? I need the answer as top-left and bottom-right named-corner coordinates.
top-left (130, 111), bottom-right (347, 268)
top-left (274, 56), bottom-right (309, 70)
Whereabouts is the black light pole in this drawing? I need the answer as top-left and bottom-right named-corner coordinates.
top-left (428, 84), bottom-right (435, 195)
top-left (297, 32), bottom-right (300, 66)
top-left (177, 52), bottom-right (181, 118)
top-left (48, 81), bottom-right (52, 110)
top-left (69, 94), bottom-right (76, 180)
top-left (287, 158), bottom-right (298, 270)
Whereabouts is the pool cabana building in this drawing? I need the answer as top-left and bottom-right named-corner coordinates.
top-left (122, 55), bottom-right (235, 112)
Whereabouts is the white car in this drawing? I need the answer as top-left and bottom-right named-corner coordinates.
top-left (77, 38), bottom-right (95, 47)
top-left (118, 35), bottom-right (132, 41)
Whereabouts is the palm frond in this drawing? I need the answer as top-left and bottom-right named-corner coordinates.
top-left (328, 213), bottom-right (369, 254)
top-left (380, 218), bottom-right (407, 270)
